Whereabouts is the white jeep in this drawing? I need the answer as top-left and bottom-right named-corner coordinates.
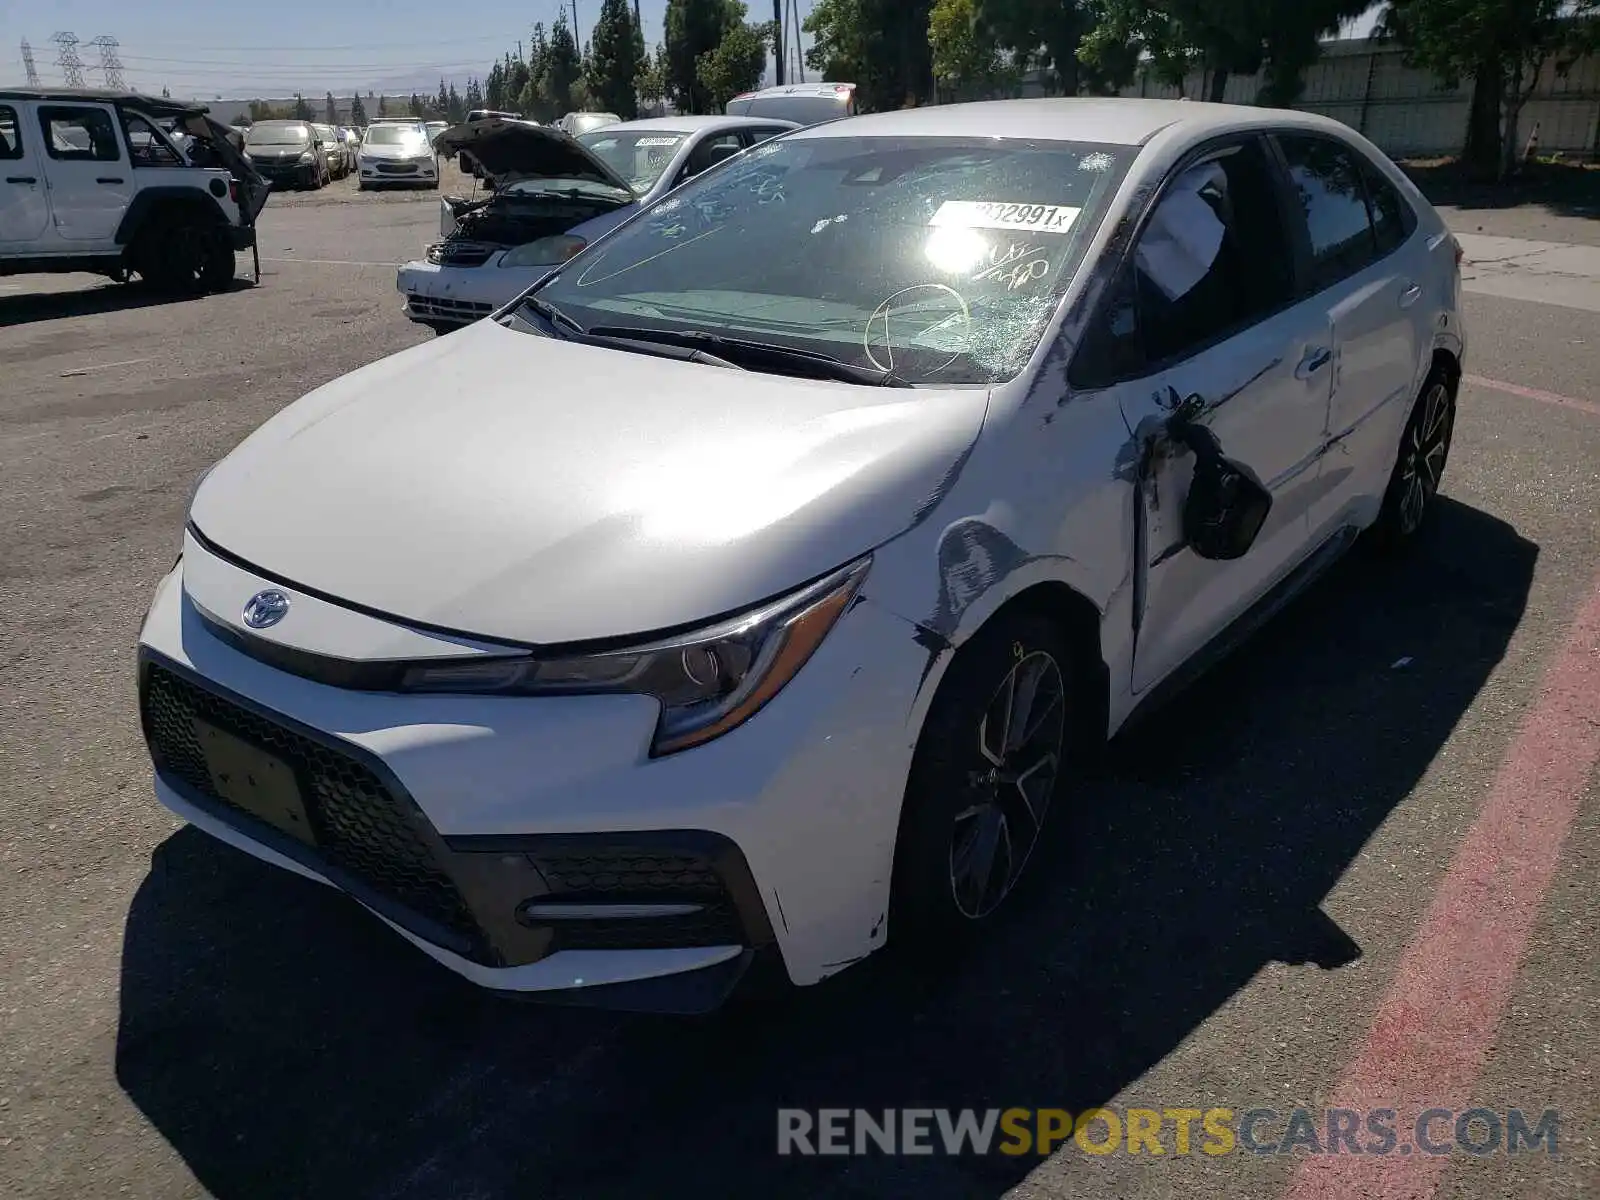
top-left (0, 88), bottom-right (269, 293)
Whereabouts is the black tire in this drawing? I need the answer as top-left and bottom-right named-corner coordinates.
top-left (137, 216), bottom-right (233, 295)
top-left (890, 609), bottom-right (1086, 956)
top-left (1370, 366), bottom-right (1456, 550)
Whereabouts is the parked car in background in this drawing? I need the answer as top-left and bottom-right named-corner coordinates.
top-left (725, 82), bottom-right (857, 125)
top-left (141, 98), bottom-right (1465, 1011)
top-left (357, 120), bottom-right (438, 189)
top-left (1, 88), bottom-right (267, 290)
top-left (244, 120), bottom-right (331, 188)
top-left (312, 123), bottom-right (347, 178)
top-left (341, 126), bottom-right (360, 162)
top-left (556, 111), bottom-right (620, 137)
top-left (425, 120), bottom-right (448, 144)
top-left (397, 114), bottom-right (796, 332)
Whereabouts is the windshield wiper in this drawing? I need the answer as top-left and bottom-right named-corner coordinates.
top-left (511, 302), bottom-right (742, 370)
top-left (584, 325), bottom-right (910, 387)
top-left (518, 293), bottom-right (584, 338)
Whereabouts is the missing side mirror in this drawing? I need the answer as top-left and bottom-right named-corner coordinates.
top-left (1168, 410), bottom-right (1273, 561)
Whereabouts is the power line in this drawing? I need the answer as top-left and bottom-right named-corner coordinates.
top-left (51, 32), bottom-right (87, 88)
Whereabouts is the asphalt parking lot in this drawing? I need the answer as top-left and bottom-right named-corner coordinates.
top-left (0, 180), bottom-right (1596, 1200)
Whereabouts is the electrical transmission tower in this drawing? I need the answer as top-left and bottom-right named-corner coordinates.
top-left (51, 32), bottom-right (87, 87)
top-left (88, 36), bottom-right (127, 89)
top-left (20, 39), bottom-right (42, 87)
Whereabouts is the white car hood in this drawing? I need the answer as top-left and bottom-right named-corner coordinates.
top-left (191, 321), bottom-right (988, 645)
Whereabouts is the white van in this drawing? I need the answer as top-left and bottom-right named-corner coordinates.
top-left (724, 83), bottom-right (857, 126)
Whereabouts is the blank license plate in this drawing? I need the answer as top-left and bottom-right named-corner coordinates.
top-left (192, 718), bottom-right (316, 847)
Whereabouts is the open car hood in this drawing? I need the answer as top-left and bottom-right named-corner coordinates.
top-left (433, 118), bottom-right (635, 193)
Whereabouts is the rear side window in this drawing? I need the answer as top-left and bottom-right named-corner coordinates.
top-left (1277, 134), bottom-right (1379, 290)
top-left (1362, 163), bottom-right (1415, 254)
top-left (0, 105), bottom-right (21, 159)
top-left (40, 106), bottom-right (122, 162)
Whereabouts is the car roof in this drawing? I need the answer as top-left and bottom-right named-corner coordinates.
top-left (596, 115), bottom-right (801, 134)
top-left (0, 86), bottom-right (206, 119)
top-left (787, 97), bottom-right (1358, 147)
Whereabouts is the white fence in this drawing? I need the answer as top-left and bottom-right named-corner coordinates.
top-left (1023, 39), bottom-right (1600, 160)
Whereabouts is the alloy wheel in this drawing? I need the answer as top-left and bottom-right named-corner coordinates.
top-left (949, 650), bottom-right (1067, 919)
top-left (1397, 381), bottom-right (1452, 535)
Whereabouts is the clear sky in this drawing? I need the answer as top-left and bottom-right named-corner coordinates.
top-left (3, 0), bottom-right (1379, 102)
top-left (0, 0), bottom-right (742, 99)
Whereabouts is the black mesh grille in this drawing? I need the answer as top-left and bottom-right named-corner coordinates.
top-left (552, 905), bottom-right (745, 951)
top-left (141, 663), bottom-right (482, 945)
top-left (534, 850), bottom-right (725, 896)
top-left (528, 846), bottom-right (745, 950)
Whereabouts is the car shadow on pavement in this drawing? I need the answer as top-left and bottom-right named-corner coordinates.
top-left (116, 495), bottom-right (1534, 1200)
top-left (0, 278), bottom-right (254, 328)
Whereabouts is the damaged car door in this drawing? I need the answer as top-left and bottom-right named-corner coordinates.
top-left (1072, 136), bottom-right (1332, 696)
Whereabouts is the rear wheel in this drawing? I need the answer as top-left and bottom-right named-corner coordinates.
top-left (1371, 367), bottom-right (1456, 549)
top-left (138, 217), bottom-right (234, 294)
top-left (890, 610), bottom-right (1084, 955)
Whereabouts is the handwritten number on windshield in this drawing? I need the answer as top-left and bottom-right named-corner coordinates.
top-left (971, 240), bottom-right (1051, 291)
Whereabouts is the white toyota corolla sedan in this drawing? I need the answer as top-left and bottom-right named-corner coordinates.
top-left (137, 99), bottom-right (1463, 1012)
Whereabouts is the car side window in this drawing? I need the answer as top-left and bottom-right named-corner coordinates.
top-left (745, 126), bottom-right (788, 146)
top-left (678, 134), bottom-right (743, 183)
top-left (1362, 162), bottom-right (1415, 255)
top-left (1277, 134), bottom-right (1379, 291)
top-left (0, 105), bottom-right (22, 159)
top-left (123, 113), bottom-right (184, 167)
top-left (1071, 138), bottom-right (1295, 384)
top-left (39, 105), bottom-right (123, 162)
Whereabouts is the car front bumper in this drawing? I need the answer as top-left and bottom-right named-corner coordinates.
top-left (359, 158), bottom-right (439, 184)
top-left (396, 259), bottom-right (548, 327)
top-left (135, 536), bottom-right (931, 1007)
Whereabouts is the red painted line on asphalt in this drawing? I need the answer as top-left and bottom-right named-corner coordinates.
top-left (1283, 573), bottom-right (1600, 1200)
top-left (1465, 374), bottom-right (1600, 419)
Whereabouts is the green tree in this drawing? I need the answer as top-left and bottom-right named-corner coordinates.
top-left (292, 94), bottom-right (312, 120)
top-left (466, 77), bottom-right (484, 111)
top-left (804, 0), bottom-right (871, 81)
top-left (698, 19), bottom-right (772, 109)
top-left (590, 0), bottom-right (646, 117)
top-left (666, 0), bottom-right (744, 112)
top-left (543, 14), bottom-right (584, 113)
top-left (517, 29), bottom-right (548, 118)
top-left (349, 93), bottom-right (367, 125)
top-left (929, 0), bottom-right (1017, 99)
top-left (373, 92), bottom-right (385, 116)
top-left (409, 93), bottom-right (425, 117)
top-left (486, 61), bottom-right (506, 110)
top-left (1383, 0), bottom-right (1599, 180)
top-left (636, 42), bottom-right (671, 109)
top-left (805, 0), bottom-right (932, 109)
top-left (1077, 0), bottom-right (1193, 94)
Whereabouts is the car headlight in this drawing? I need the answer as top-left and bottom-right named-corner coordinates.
top-left (400, 557), bottom-right (870, 755)
top-left (501, 236), bottom-right (587, 268)
top-left (298, 151), bottom-right (314, 163)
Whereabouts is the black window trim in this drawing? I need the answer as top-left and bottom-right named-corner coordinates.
top-left (1067, 131), bottom-right (1307, 390)
top-left (38, 102), bottom-right (125, 164)
top-left (0, 102), bottom-right (23, 161)
top-left (1268, 128), bottom-right (1416, 300)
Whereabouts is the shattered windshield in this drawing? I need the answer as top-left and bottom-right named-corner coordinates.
top-left (578, 130), bottom-right (685, 192)
top-left (525, 136), bottom-right (1132, 386)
